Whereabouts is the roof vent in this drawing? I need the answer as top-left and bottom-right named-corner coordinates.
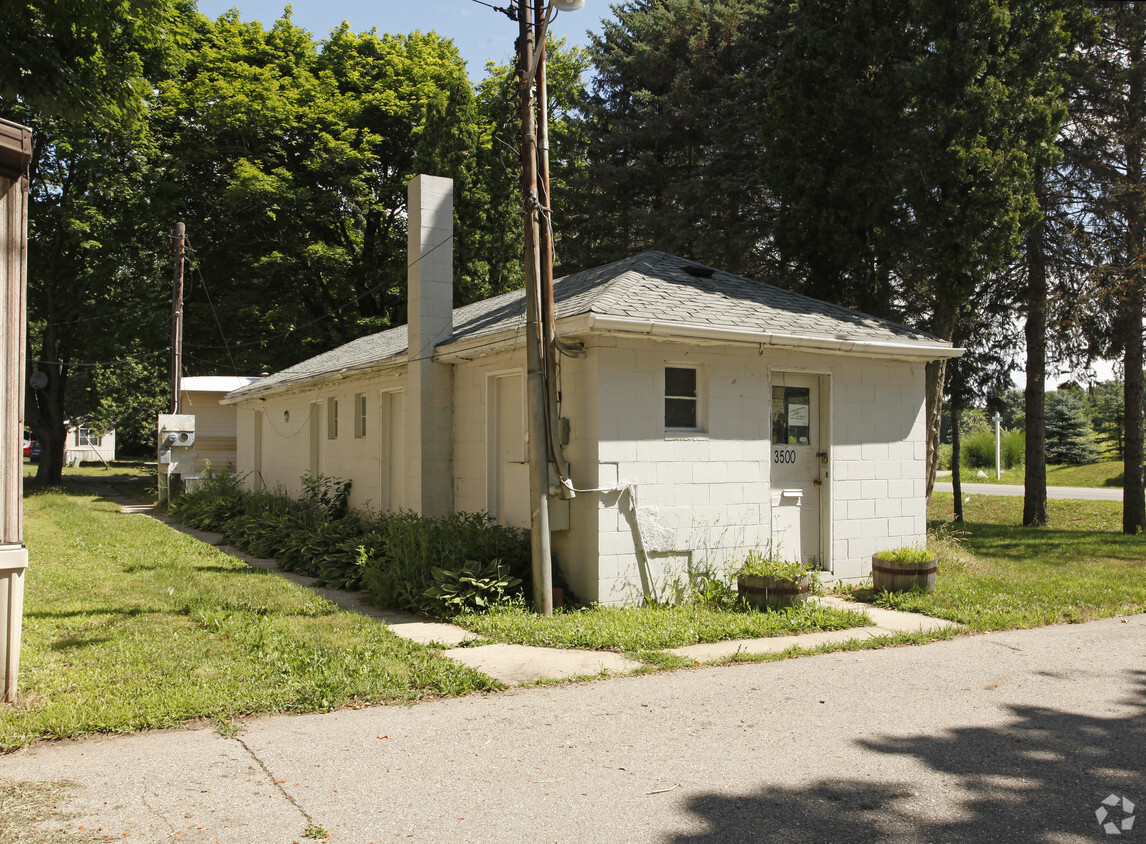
top-left (682, 264), bottom-right (714, 279)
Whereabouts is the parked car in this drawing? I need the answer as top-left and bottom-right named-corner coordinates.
top-left (29, 440), bottom-right (40, 462)
top-left (22, 437), bottom-right (30, 457)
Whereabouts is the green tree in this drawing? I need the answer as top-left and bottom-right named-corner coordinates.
top-left (896, 0), bottom-right (1073, 501)
top-left (0, 0), bottom-right (180, 125)
top-left (565, 0), bottom-right (766, 276)
top-left (152, 13), bottom-right (494, 374)
top-left (1069, 2), bottom-right (1146, 532)
top-left (571, 0), bottom-right (1074, 498)
top-left (754, 0), bottom-right (914, 318)
top-left (1090, 378), bottom-right (1126, 458)
top-left (471, 36), bottom-right (590, 291)
top-left (2, 0), bottom-right (184, 482)
top-left (1045, 389), bottom-right (1100, 464)
top-left (16, 111), bottom-right (174, 482)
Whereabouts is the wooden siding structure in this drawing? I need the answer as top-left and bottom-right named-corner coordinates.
top-left (0, 118), bottom-right (31, 702)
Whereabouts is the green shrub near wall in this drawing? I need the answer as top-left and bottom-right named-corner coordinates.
top-left (169, 472), bottom-right (531, 616)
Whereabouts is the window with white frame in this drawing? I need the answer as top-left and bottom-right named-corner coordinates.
top-left (327, 397), bottom-right (339, 439)
top-left (354, 393), bottom-right (367, 438)
top-left (665, 366), bottom-right (700, 430)
top-left (75, 427), bottom-right (101, 447)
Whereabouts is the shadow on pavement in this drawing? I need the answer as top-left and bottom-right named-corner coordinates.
top-left (674, 670), bottom-right (1146, 843)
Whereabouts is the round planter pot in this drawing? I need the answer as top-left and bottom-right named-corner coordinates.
top-left (871, 554), bottom-right (937, 594)
top-left (737, 574), bottom-right (810, 610)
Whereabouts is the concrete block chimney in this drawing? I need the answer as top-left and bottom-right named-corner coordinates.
top-left (406, 174), bottom-right (454, 516)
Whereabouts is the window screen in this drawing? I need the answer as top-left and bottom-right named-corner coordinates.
top-left (665, 367), bottom-right (698, 429)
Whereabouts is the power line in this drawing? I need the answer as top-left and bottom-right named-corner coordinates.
top-left (42, 305), bottom-right (156, 328)
top-left (468, 0), bottom-right (518, 19)
top-left (180, 231), bottom-right (455, 352)
top-left (184, 237), bottom-right (240, 375)
top-left (31, 347), bottom-right (170, 369)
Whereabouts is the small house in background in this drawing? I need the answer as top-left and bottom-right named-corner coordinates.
top-left (224, 176), bottom-right (960, 606)
top-left (179, 376), bottom-right (260, 477)
top-left (64, 424), bottom-right (116, 465)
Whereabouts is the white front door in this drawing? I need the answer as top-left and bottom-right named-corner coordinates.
top-left (770, 373), bottom-right (825, 567)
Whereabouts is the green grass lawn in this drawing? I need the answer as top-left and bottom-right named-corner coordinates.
top-left (2, 484), bottom-right (494, 751)
top-left (864, 492), bottom-right (1146, 631)
top-left (454, 600), bottom-right (873, 654)
top-left (949, 460), bottom-right (1124, 488)
top-left (22, 458), bottom-right (154, 479)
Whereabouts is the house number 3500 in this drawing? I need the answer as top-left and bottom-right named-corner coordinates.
top-left (773, 449), bottom-right (797, 464)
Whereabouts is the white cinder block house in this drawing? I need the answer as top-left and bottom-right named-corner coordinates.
top-left (224, 175), bottom-right (960, 605)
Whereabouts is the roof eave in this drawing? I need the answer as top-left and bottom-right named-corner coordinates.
top-left (221, 355), bottom-right (409, 405)
top-left (582, 314), bottom-right (963, 361)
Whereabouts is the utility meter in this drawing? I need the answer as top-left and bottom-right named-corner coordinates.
top-left (157, 414), bottom-right (196, 469)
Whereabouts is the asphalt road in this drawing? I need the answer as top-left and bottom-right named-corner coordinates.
top-left (3, 616), bottom-right (1144, 843)
top-left (934, 481), bottom-right (1123, 501)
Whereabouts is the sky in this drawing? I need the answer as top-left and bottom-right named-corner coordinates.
top-left (194, 0), bottom-right (605, 79)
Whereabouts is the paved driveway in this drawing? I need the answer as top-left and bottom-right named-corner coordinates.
top-left (4, 615), bottom-right (1144, 843)
top-left (935, 481), bottom-right (1122, 501)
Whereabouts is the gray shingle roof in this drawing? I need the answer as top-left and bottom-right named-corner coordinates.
top-left (227, 251), bottom-right (948, 401)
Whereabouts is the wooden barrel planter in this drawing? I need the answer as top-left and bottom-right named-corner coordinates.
top-left (871, 553), bottom-right (938, 594)
top-left (737, 574), bottom-right (811, 610)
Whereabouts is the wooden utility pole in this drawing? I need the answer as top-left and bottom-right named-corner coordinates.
top-left (519, 0), bottom-right (554, 615)
top-left (170, 222), bottom-right (185, 414)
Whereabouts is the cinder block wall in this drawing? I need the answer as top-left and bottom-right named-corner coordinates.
top-left (589, 337), bottom-right (928, 604)
top-left (827, 360), bottom-right (928, 579)
top-left (592, 337), bottom-right (772, 605)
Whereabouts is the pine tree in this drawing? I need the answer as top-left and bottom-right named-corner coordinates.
top-left (1045, 390), bottom-right (1100, 464)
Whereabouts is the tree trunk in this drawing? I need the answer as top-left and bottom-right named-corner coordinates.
top-left (1023, 216), bottom-right (1049, 527)
top-left (951, 396), bottom-right (963, 523)
top-left (1122, 7), bottom-right (1146, 535)
top-left (924, 301), bottom-right (958, 502)
top-left (26, 331), bottom-right (67, 485)
top-left (1123, 279), bottom-right (1145, 534)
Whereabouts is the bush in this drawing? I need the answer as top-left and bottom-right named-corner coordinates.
top-left (169, 467), bottom-right (246, 530)
top-left (300, 471), bottom-right (352, 520)
top-left (960, 428), bottom-right (1025, 470)
top-left (361, 511), bottom-right (530, 616)
top-left (424, 559), bottom-right (522, 614)
top-left (873, 546), bottom-right (932, 563)
top-left (735, 547), bottom-right (808, 580)
top-left (937, 443), bottom-right (953, 471)
top-left (168, 472), bottom-right (530, 617)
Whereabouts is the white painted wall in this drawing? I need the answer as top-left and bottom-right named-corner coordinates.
top-left (232, 334), bottom-right (929, 606)
top-left (582, 336), bottom-right (928, 604)
top-left (588, 337), bottom-right (772, 605)
top-left (180, 390), bottom-right (238, 473)
top-left (234, 369), bottom-right (407, 509)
